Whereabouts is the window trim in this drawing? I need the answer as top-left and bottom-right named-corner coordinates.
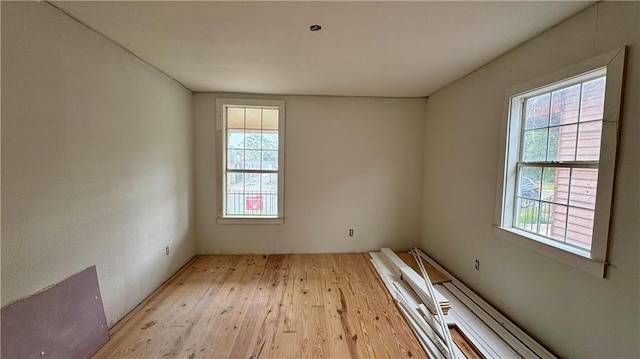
top-left (215, 98), bottom-right (285, 225)
top-left (494, 47), bottom-right (626, 277)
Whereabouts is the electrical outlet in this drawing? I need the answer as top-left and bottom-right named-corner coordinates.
top-left (348, 229), bottom-right (354, 237)
top-left (474, 259), bottom-right (480, 271)
top-left (166, 246), bottom-right (170, 256)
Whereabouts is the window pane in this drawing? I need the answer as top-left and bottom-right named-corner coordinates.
top-left (262, 173), bottom-right (277, 193)
top-left (525, 93), bottom-right (550, 130)
top-left (522, 129), bottom-right (548, 161)
top-left (576, 121), bottom-right (602, 161)
top-left (519, 167), bottom-right (541, 200)
top-left (227, 149), bottom-right (244, 170)
top-left (579, 77), bottom-right (605, 122)
top-left (226, 172), bottom-right (245, 215)
top-left (262, 109), bottom-right (278, 130)
top-left (517, 201), bottom-right (555, 238)
top-left (548, 167), bottom-right (570, 205)
top-left (244, 173), bottom-right (263, 215)
top-left (566, 207), bottom-right (594, 250)
top-left (548, 204), bottom-right (568, 242)
top-left (227, 129), bottom-right (244, 150)
top-left (546, 126), bottom-right (560, 161)
top-left (537, 201), bottom-right (554, 237)
top-left (540, 167), bottom-right (556, 203)
top-left (227, 172), bottom-right (244, 191)
top-left (246, 108), bottom-right (262, 130)
top-left (227, 107), bottom-right (245, 129)
top-left (261, 173), bottom-right (278, 215)
top-left (550, 84), bottom-right (580, 126)
top-left (569, 168), bottom-right (598, 210)
top-left (245, 130), bottom-right (261, 150)
top-left (261, 150), bottom-right (278, 170)
top-left (226, 172), bottom-right (278, 216)
top-left (244, 173), bottom-right (260, 193)
top-left (226, 192), bottom-right (245, 215)
top-left (515, 199), bottom-right (540, 233)
top-left (556, 124), bottom-right (578, 161)
top-left (245, 150), bottom-right (261, 170)
top-left (262, 130), bottom-right (278, 150)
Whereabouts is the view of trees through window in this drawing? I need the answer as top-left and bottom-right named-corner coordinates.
top-left (225, 106), bottom-right (279, 216)
top-left (515, 76), bottom-right (605, 251)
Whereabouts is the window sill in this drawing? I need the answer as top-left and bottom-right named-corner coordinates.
top-left (494, 227), bottom-right (606, 277)
top-left (217, 217), bottom-right (284, 225)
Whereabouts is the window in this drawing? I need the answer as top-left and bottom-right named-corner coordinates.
top-left (495, 48), bottom-right (626, 277)
top-left (216, 98), bottom-right (285, 224)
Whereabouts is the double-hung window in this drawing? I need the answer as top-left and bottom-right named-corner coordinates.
top-left (216, 98), bottom-right (285, 224)
top-left (495, 48), bottom-right (626, 277)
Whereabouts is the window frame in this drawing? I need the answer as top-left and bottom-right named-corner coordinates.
top-left (494, 47), bottom-right (626, 277)
top-left (215, 98), bottom-right (285, 225)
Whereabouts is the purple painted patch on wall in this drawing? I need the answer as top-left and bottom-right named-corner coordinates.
top-left (1, 266), bottom-right (109, 358)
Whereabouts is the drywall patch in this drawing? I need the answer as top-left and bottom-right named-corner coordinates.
top-left (1, 266), bottom-right (109, 358)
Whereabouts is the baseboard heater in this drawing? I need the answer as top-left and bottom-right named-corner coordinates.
top-left (369, 248), bottom-right (557, 359)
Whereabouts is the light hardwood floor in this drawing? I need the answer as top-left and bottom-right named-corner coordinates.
top-left (95, 254), bottom-right (427, 359)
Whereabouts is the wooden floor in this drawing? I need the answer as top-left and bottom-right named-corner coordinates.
top-left (95, 254), bottom-right (427, 359)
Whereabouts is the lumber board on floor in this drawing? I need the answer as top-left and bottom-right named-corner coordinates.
top-left (449, 324), bottom-right (484, 359)
top-left (93, 254), bottom-right (426, 359)
top-left (396, 252), bottom-right (451, 285)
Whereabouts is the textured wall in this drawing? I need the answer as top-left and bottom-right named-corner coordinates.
top-left (1, 2), bottom-right (195, 326)
top-left (194, 93), bottom-right (426, 254)
top-left (419, 2), bottom-right (639, 357)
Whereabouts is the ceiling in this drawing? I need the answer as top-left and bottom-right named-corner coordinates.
top-left (52, 1), bottom-right (595, 97)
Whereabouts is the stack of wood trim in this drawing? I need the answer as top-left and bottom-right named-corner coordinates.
top-left (396, 251), bottom-right (451, 315)
top-left (370, 248), bottom-right (458, 359)
top-left (429, 288), bottom-right (451, 316)
top-left (371, 248), bottom-right (559, 359)
top-left (416, 251), bottom-right (558, 359)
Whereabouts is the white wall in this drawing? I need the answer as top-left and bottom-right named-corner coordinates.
top-left (419, 2), bottom-right (639, 358)
top-left (195, 94), bottom-right (425, 254)
top-left (1, 2), bottom-right (195, 326)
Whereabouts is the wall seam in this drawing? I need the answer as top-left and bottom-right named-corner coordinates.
top-left (44, 1), bottom-right (192, 93)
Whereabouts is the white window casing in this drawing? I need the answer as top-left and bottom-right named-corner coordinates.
top-left (215, 98), bottom-right (285, 225)
top-left (494, 47), bottom-right (626, 277)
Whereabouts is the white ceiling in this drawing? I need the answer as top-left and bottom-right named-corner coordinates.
top-left (53, 1), bottom-right (595, 97)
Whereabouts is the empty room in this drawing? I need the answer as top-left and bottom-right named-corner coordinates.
top-left (1, 1), bottom-right (638, 358)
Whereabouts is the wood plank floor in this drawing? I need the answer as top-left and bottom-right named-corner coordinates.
top-left (94, 254), bottom-right (427, 359)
